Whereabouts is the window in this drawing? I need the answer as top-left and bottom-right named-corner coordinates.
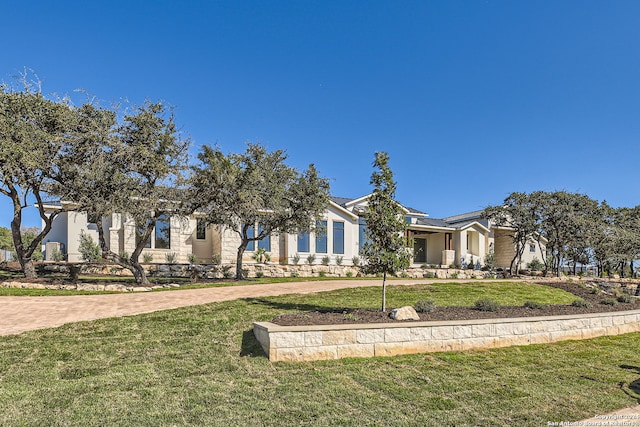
top-left (196, 218), bottom-right (206, 240)
top-left (297, 232), bottom-right (310, 252)
top-left (245, 225), bottom-right (255, 251)
top-left (315, 221), bottom-right (327, 253)
top-left (358, 217), bottom-right (368, 254)
top-left (136, 215), bottom-right (171, 249)
top-left (529, 244), bottom-right (536, 253)
top-left (258, 224), bottom-right (270, 251)
top-left (155, 214), bottom-right (171, 249)
top-left (333, 221), bottom-right (344, 254)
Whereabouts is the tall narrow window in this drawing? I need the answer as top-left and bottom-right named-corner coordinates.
top-left (333, 221), bottom-right (344, 254)
top-left (196, 218), bottom-right (206, 240)
top-left (258, 224), bottom-right (270, 251)
top-left (155, 214), bottom-right (171, 249)
top-left (358, 217), bottom-right (368, 254)
top-left (246, 225), bottom-right (255, 251)
top-left (297, 232), bottom-right (310, 252)
top-left (315, 220), bottom-right (327, 253)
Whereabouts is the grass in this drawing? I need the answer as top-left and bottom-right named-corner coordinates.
top-left (0, 282), bottom-right (638, 425)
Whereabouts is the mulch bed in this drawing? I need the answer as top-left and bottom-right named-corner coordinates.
top-left (271, 281), bottom-right (640, 326)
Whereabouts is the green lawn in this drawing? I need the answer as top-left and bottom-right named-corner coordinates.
top-left (0, 282), bottom-right (638, 426)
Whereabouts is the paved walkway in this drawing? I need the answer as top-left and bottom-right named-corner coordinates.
top-left (0, 278), bottom-right (460, 336)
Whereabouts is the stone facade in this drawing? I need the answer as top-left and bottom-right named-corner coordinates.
top-left (253, 309), bottom-right (640, 362)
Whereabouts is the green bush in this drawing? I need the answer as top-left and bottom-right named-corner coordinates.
top-left (142, 253), bottom-right (154, 263)
top-left (256, 271), bottom-right (264, 278)
top-left (424, 271), bottom-right (435, 279)
top-left (321, 256), bottom-right (330, 266)
top-left (571, 299), bottom-right (592, 308)
top-left (526, 257), bottom-right (544, 272)
top-left (617, 294), bottom-right (633, 304)
top-left (188, 253), bottom-right (198, 264)
top-left (351, 256), bottom-right (360, 266)
top-left (474, 299), bottom-right (500, 312)
top-left (78, 231), bottom-right (101, 262)
top-left (523, 300), bottom-right (544, 310)
top-left (335, 256), bottom-right (343, 266)
top-left (600, 298), bottom-right (618, 306)
top-left (211, 253), bottom-right (222, 265)
top-left (414, 299), bottom-right (436, 313)
top-left (318, 271), bottom-right (326, 277)
top-left (346, 271), bottom-right (353, 278)
top-left (589, 287), bottom-right (600, 295)
top-left (290, 271), bottom-right (299, 278)
top-left (165, 252), bottom-right (178, 264)
top-left (306, 254), bottom-right (316, 265)
top-left (292, 254), bottom-right (300, 265)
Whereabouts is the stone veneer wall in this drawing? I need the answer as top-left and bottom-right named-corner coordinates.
top-left (253, 309), bottom-right (640, 362)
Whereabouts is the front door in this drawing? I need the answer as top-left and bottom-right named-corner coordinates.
top-left (413, 238), bottom-right (427, 264)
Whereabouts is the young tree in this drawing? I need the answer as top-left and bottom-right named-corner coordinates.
top-left (189, 143), bottom-right (330, 280)
top-left (360, 152), bottom-right (411, 311)
top-left (0, 83), bottom-right (75, 278)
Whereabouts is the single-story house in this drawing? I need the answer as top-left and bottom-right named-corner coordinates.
top-left (40, 195), bottom-right (545, 270)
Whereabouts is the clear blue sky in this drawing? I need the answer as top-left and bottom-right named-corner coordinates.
top-left (2, 0), bottom-right (640, 229)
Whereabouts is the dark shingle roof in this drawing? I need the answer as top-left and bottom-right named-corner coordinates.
top-left (416, 218), bottom-right (453, 228)
top-left (329, 196), bottom-right (354, 207)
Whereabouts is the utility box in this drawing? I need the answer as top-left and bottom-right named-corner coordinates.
top-left (45, 242), bottom-right (63, 261)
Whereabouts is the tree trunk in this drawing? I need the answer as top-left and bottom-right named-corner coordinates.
top-left (235, 241), bottom-right (248, 280)
top-left (22, 258), bottom-right (37, 279)
top-left (132, 263), bottom-right (149, 285)
top-left (381, 271), bottom-right (387, 312)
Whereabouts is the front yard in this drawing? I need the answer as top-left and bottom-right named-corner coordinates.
top-left (0, 282), bottom-right (638, 425)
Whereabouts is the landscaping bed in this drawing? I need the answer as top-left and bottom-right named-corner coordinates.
top-left (272, 281), bottom-right (639, 326)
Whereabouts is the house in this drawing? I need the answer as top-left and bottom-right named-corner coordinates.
top-left (41, 196), bottom-right (545, 271)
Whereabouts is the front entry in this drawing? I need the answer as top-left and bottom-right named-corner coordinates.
top-left (413, 238), bottom-right (427, 264)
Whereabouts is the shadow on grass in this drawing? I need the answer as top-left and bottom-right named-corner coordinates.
top-left (240, 329), bottom-right (266, 358)
top-left (244, 297), bottom-right (352, 315)
top-left (619, 365), bottom-right (640, 403)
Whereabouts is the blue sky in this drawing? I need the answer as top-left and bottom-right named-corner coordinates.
top-left (2, 0), bottom-right (640, 229)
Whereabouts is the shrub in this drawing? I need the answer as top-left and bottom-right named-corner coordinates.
top-left (290, 271), bottom-right (299, 278)
top-left (351, 256), bottom-right (360, 266)
top-left (165, 252), bottom-right (178, 264)
top-left (292, 254), bottom-right (300, 265)
top-left (318, 271), bottom-right (326, 277)
top-left (424, 271), bottom-right (435, 279)
top-left (414, 299), bottom-right (436, 313)
top-left (523, 300), bottom-right (544, 310)
top-left (346, 271), bottom-right (354, 278)
top-left (589, 287), bottom-right (600, 295)
top-left (188, 253), bottom-right (198, 264)
top-left (527, 257), bottom-right (544, 272)
top-left (211, 253), bottom-right (222, 265)
top-left (256, 271), bottom-right (264, 278)
top-left (335, 256), bottom-right (343, 266)
top-left (252, 247), bottom-right (270, 264)
top-left (142, 253), bottom-right (154, 263)
top-left (474, 299), bottom-right (500, 312)
top-left (50, 247), bottom-right (64, 262)
top-left (421, 263), bottom-right (429, 270)
top-left (78, 231), bottom-right (100, 262)
top-left (601, 298), bottom-right (618, 306)
top-left (617, 294), bottom-right (633, 304)
top-left (321, 256), bottom-right (330, 266)
top-left (119, 251), bottom-right (129, 260)
top-left (571, 299), bottom-right (592, 308)
top-left (306, 254), bottom-right (316, 265)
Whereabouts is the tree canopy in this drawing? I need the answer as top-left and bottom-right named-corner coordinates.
top-left (189, 143), bottom-right (330, 280)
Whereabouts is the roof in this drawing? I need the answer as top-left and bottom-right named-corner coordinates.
top-left (329, 196), bottom-right (353, 207)
top-left (443, 209), bottom-right (485, 224)
top-left (416, 217), bottom-right (453, 228)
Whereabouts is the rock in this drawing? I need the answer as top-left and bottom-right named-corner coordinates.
top-left (389, 306), bottom-right (420, 321)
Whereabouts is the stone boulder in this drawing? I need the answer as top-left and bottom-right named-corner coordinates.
top-left (389, 306), bottom-right (420, 321)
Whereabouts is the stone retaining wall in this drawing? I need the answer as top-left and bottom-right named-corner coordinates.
top-left (253, 309), bottom-right (640, 362)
